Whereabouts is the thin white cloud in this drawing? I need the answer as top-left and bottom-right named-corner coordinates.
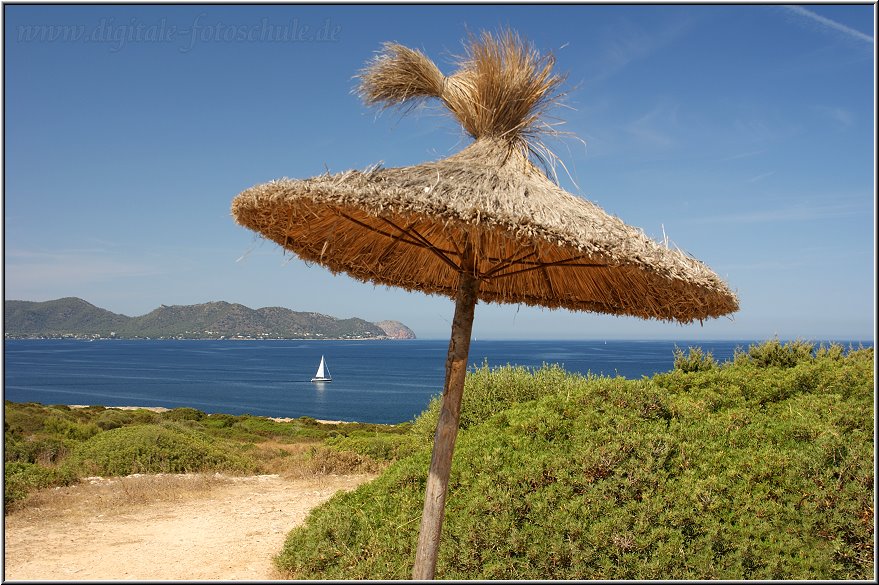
top-left (732, 118), bottom-right (784, 144)
top-left (718, 149), bottom-right (766, 163)
top-left (584, 14), bottom-right (695, 85)
top-left (784, 5), bottom-right (874, 44)
top-left (625, 102), bottom-right (679, 149)
top-left (812, 105), bottom-right (855, 128)
top-left (5, 248), bottom-right (164, 290)
top-left (745, 171), bottom-right (776, 184)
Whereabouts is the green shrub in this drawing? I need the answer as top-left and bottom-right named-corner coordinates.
top-left (326, 431), bottom-right (421, 461)
top-left (162, 407), bottom-right (206, 421)
top-left (815, 342), bottom-right (845, 361)
top-left (673, 346), bottom-right (717, 372)
top-left (735, 338), bottom-right (815, 368)
top-left (4, 401), bottom-right (65, 434)
top-left (90, 408), bottom-right (161, 429)
top-left (42, 416), bottom-right (101, 441)
top-left (4, 462), bottom-right (77, 508)
top-left (202, 412), bottom-right (241, 429)
top-left (410, 362), bottom-right (577, 441)
top-left (5, 462), bottom-right (57, 506)
top-left (69, 422), bottom-right (257, 476)
top-left (93, 409), bottom-right (136, 430)
top-left (4, 434), bottom-right (72, 465)
top-left (276, 345), bottom-right (874, 580)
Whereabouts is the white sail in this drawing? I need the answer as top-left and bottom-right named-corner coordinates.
top-left (312, 355), bottom-right (331, 381)
top-left (315, 356), bottom-right (328, 378)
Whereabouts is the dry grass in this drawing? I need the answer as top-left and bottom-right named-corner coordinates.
top-left (12, 473), bottom-right (238, 521)
top-left (252, 440), bottom-right (390, 479)
top-left (10, 459), bottom-right (384, 523)
top-left (7, 438), bottom-right (387, 518)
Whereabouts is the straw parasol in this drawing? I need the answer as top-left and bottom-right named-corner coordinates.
top-left (232, 30), bottom-right (738, 579)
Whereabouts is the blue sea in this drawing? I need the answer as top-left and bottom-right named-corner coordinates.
top-left (2, 339), bottom-right (871, 424)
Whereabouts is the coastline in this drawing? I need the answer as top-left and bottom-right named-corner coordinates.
top-left (14, 340), bottom-right (868, 427)
top-left (7, 336), bottom-right (414, 342)
top-left (67, 404), bottom-right (348, 425)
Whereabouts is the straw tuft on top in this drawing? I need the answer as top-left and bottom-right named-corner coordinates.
top-left (455, 30), bottom-right (565, 143)
top-left (358, 43), bottom-right (446, 107)
top-left (358, 29), bottom-right (565, 148)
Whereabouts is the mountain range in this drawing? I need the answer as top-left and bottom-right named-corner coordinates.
top-left (4, 298), bottom-right (416, 340)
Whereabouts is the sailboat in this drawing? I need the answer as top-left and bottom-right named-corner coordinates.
top-left (311, 355), bottom-right (332, 382)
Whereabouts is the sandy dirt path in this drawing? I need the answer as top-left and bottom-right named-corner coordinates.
top-left (4, 473), bottom-right (374, 580)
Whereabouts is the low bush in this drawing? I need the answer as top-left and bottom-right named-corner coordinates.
top-left (326, 430), bottom-right (421, 462)
top-left (68, 422), bottom-right (257, 476)
top-left (236, 415), bottom-right (325, 440)
top-left (734, 338), bottom-right (815, 368)
top-left (4, 432), bottom-right (73, 466)
top-left (163, 407), bottom-right (206, 421)
top-left (673, 345), bottom-right (717, 372)
top-left (5, 462), bottom-right (56, 504)
top-left (410, 362), bottom-right (578, 441)
top-left (92, 408), bottom-right (160, 430)
top-left (5, 401), bottom-right (63, 434)
top-left (275, 341), bottom-right (874, 580)
top-left (5, 462), bottom-right (77, 507)
top-left (201, 412), bottom-right (241, 429)
top-left (42, 416), bottom-right (101, 441)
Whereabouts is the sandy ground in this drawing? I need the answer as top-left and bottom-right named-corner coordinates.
top-left (3, 472), bottom-right (374, 580)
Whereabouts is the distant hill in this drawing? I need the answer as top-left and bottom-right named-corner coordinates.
top-left (4, 298), bottom-right (130, 336)
top-left (374, 320), bottom-right (416, 340)
top-left (3, 298), bottom-right (416, 340)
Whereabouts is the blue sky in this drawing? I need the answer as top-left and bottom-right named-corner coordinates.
top-left (3, 4), bottom-right (875, 340)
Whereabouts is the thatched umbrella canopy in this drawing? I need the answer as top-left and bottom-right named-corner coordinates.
top-left (232, 30), bottom-right (738, 579)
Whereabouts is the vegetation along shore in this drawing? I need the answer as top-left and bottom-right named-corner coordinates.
top-left (4, 340), bottom-right (874, 579)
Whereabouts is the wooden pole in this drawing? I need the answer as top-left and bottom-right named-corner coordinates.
top-left (412, 247), bottom-right (479, 580)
